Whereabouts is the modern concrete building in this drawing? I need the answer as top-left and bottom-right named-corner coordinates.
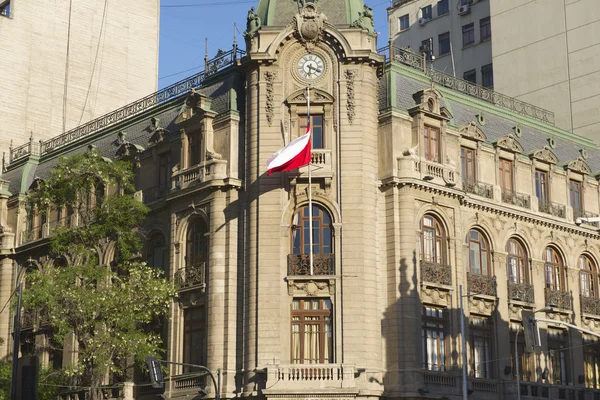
top-left (0, 0), bottom-right (160, 162)
top-left (4, 0), bottom-right (600, 399)
top-left (388, 0), bottom-right (600, 142)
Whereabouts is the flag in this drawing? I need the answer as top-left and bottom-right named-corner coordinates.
top-left (266, 119), bottom-right (312, 175)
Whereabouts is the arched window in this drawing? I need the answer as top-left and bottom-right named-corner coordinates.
top-left (466, 230), bottom-right (490, 275)
top-left (186, 219), bottom-right (208, 269)
top-left (290, 205), bottom-right (333, 275)
top-left (507, 238), bottom-right (528, 283)
top-left (544, 247), bottom-right (564, 291)
top-left (147, 232), bottom-right (167, 272)
top-left (419, 215), bottom-right (446, 264)
top-left (580, 255), bottom-right (596, 298)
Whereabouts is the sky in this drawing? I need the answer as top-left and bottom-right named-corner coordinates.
top-left (158, 0), bottom-right (392, 89)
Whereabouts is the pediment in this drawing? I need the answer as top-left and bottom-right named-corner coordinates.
top-left (493, 135), bottom-right (523, 153)
top-left (148, 128), bottom-right (170, 147)
top-left (116, 142), bottom-right (145, 159)
top-left (175, 89), bottom-right (215, 124)
top-left (564, 157), bottom-right (591, 175)
top-left (286, 88), bottom-right (334, 105)
top-left (529, 147), bottom-right (558, 164)
top-left (459, 122), bottom-right (486, 141)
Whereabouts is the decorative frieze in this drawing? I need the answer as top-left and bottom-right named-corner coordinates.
top-left (264, 71), bottom-right (277, 126)
top-left (345, 70), bottom-right (357, 124)
top-left (287, 279), bottom-right (335, 297)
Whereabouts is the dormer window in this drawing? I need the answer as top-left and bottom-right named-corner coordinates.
top-left (424, 126), bottom-right (440, 162)
top-left (187, 131), bottom-right (201, 167)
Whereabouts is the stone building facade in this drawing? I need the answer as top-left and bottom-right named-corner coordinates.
top-left (0, 0), bottom-right (160, 159)
top-left (2, 0), bottom-right (600, 399)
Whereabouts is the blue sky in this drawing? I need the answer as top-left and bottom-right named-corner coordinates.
top-left (158, 0), bottom-right (392, 89)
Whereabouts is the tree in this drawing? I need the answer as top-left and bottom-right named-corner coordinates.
top-left (23, 149), bottom-right (177, 399)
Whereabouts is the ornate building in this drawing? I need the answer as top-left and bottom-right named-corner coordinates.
top-left (2, 0), bottom-right (600, 399)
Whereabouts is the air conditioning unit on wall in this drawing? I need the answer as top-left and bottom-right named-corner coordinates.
top-left (458, 4), bottom-right (471, 14)
top-left (418, 17), bottom-right (427, 26)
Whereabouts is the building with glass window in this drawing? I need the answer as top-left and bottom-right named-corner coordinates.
top-left (0, 0), bottom-right (160, 160)
top-left (388, 0), bottom-right (600, 142)
top-left (3, 0), bottom-right (600, 399)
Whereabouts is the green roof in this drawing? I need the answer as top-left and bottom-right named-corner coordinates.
top-left (256, 0), bottom-right (365, 27)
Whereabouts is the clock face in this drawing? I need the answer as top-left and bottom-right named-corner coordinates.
top-left (297, 54), bottom-right (325, 80)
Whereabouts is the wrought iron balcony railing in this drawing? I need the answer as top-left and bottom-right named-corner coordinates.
top-left (287, 254), bottom-right (335, 276)
top-left (420, 260), bottom-right (452, 286)
top-left (377, 46), bottom-right (555, 125)
top-left (9, 46), bottom-right (245, 165)
top-left (545, 288), bottom-right (571, 310)
top-left (574, 209), bottom-right (600, 228)
top-left (463, 180), bottom-right (493, 199)
top-left (467, 273), bottom-right (496, 297)
top-left (581, 295), bottom-right (600, 316)
top-left (175, 263), bottom-right (206, 290)
top-left (538, 199), bottom-right (566, 218)
top-left (501, 188), bottom-right (530, 209)
top-left (508, 281), bottom-right (535, 303)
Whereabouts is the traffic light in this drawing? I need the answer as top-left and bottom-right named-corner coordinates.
top-left (146, 356), bottom-right (164, 389)
top-left (522, 311), bottom-right (541, 353)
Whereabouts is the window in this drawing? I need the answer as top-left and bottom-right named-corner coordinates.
top-left (438, 32), bottom-right (450, 56)
top-left (186, 219), bottom-right (208, 269)
top-left (544, 247), bottom-right (563, 291)
top-left (461, 147), bottom-right (475, 183)
top-left (584, 335), bottom-right (600, 388)
top-left (183, 306), bottom-right (206, 373)
top-left (499, 158), bottom-right (513, 192)
top-left (463, 69), bottom-right (476, 84)
top-left (466, 230), bottom-right (489, 275)
top-left (187, 131), bottom-right (201, 166)
top-left (421, 5), bottom-right (432, 20)
top-left (399, 14), bottom-right (409, 31)
top-left (147, 233), bottom-right (167, 272)
top-left (462, 23), bottom-right (475, 47)
top-left (291, 298), bottom-right (332, 364)
top-left (535, 170), bottom-right (548, 203)
top-left (423, 126), bottom-right (440, 162)
top-left (158, 153), bottom-right (171, 193)
top-left (471, 315), bottom-right (492, 378)
top-left (480, 17), bottom-right (491, 41)
top-left (419, 215), bottom-right (446, 264)
top-left (299, 115), bottom-right (323, 149)
top-left (481, 64), bottom-right (493, 88)
top-left (547, 328), bottom-right (569, 385)
top-left (511, 322), bottom-right (535, 382)
top-left (291, 205), bottom-right (332, 256)
top-left (437, 0), bottom-right (449, 16)
top-left (507, 238), bottom-right (528, 284)
top-left (422, 306), bottom-right (446, 371)
top-left (421, 38), bottom-right (433, 60)
top-left (0, 0), bottom-right (10, 17)
top-left (580, 255), bottom-right (596, 298)
top-left (569, 180), bottom-right (582, 214)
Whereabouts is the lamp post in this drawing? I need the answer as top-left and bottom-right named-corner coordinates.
top-left (515, 306), bottom-right (553, 400)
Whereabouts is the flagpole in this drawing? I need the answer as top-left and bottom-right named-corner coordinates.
top-left (307, 86), bottom-right (313, 276)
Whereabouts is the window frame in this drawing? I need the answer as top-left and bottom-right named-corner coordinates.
top-left (0, 0), bottom-right (10, 17)
top-left (399, 14), bottom-right (409, 31)
top-left (423, 125), bottom-right (440, 162)
top-left (421, 5), bottom-right (433, 20)
top-left (580, 255), bottom-right (596, 298)
top-left (463, 69), bottom-right (476, 84)
top-left (187, 131), bottom-right (201, 167)
top-left (291, 298), bottom-right (333, 364)
top-left (569, 179), bottom-right (582, 215)
top-left (499, 158), bottom-right (513, 192)
top-left (461, 146), bottom-right (476, 183)
top-left (438, 32), bottom-right (450, 56)
top-left (547, 328), bottom-right (570, 385)
top-left (158, 152), bottom-right (171, 192)
top-left (183, 306), bottom-right (206, 373)
top-left (422, 306), bottom-right (447, 371)
top-left (298, 114), bottom-right (324, 149)
top-left (470, 315), bottom-right (493, 379)
top-left (466, 230), bottom-right (490, 276)
top-left (186, 218), bottom-right (208, 269)
top-left (420, 214), bottom-right (446, 264)
top-left (480, 17), bottom-right (491, 41)
top-left (291, 204), bottom-right (332, 256)
top-left (506, 238), bottom-right (528, 284)
top-left (437, 0), bottom-right (449, 16)
top-left (462, 23), bottom-right (475, 47)
top-left (481, 63), bottom-right (494, 88)
top-left (544, 247), bottom-right (564, 292)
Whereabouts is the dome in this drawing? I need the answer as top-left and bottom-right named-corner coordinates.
top-left (256, 0), bottom-right (366, 27)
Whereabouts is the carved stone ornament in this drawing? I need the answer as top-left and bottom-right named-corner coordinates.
top-left (459, 122), bottom-right (487, 141)
top-left (345, 70), bottom-right (357, 124)
top-left (264, 71), bottom-right (277, 126)
top-left (243, 6), bottom-right (262, 40)
top-left (115, 141), bottom-right (144, 161)
top-left (493, 134), bottom-right (523, 153)
top-left (287, 88), bottom-right (333, 105)
top-left (422, 287), bottom-right (450, 306)
top-left (469, 297), bottom-right (494, 316)
top-left (294, 3), bottom-right (327, 50)
top-left (564, 157), bottom-right (591, 175)
top-left (350, 4), bottom-right (375, 36)
top-left (529, 146), bottom-right (558, 164)
top-left (287, 279), bottom-right (333, 296)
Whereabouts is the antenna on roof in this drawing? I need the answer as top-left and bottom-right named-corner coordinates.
top-left (204, 38), bottom-right (209, 71)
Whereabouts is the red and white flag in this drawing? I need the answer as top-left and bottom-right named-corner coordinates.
top-left (266, 119), bottom-right (311, 175)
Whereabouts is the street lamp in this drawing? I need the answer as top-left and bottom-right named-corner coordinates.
top-left (514, 306), bottom-right (554, 400)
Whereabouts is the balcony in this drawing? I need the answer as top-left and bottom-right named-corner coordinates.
top-left (581, 295), bottom-right (600, 316)
top-left (467, 273), bottom-right (496, 297)
top-left (264, 364), bottom-right (356, 391)
top-left (538, 199), bottom-right (566, 218)
top-left (545, 288), bottom-right (571, 310)
top-left (501, 188), bottom-right (530, 209)
top-left (463, 180), bottom-right (493, 199)
top-left (175, 263), bottom-right (206, 291)
top-left (171, 160), bottom-right (227, 191)
top-left (414, 160), bottom-right (457, 187)
top-left (508, 281), bottom-right (535, 304)
top-left (420, 261), bottom-right (452, 286)
top-left (287, 254), bottom-right (335, 276)
top-left (574, 209), bottom-right (600, 228)
top-left (295, 150), bottom-right (333, 179)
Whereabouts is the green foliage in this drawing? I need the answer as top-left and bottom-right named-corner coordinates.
top-left (23, 150), bottom-right (177, 395)
top-left (0, 362), bottom-right (66, 400)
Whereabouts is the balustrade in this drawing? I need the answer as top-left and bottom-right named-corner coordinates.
top-left (581, 295), bottom-right (600, 316)
top-left (467, 273), bottom-right (496, 296)
top-left (287, 254), bottom-right (335, 276)
top-left (545, 288), bottom-right (571, 310)
top-left (420, 260), bottom-right (452, 286)
top-left (175, 263), bottom-right (206, 290)
top-left (463, 179), bottom-right (493, 199)
top-left (574, 209), bottom-right (600, 228)
top-left (508, 281), bottom-right (535, 303)
top-left (538, 199), bottom-right (566, 218)
top-left (501, 188), bottom-right (530, 209)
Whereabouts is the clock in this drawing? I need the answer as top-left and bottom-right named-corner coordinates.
top-left (297, 54), bottom-right (325, 80)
